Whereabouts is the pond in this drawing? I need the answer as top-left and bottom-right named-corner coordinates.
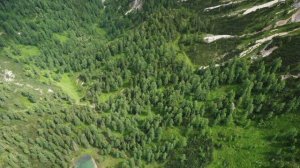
top-left (75, 155), bottom-right (97, 168)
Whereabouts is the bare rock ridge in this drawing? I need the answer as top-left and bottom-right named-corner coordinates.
top-left (204, 0), bottom-right (245, 12)
top-left (203, 35), bottom-right (236, 43)
top-left (243, 0), bottom-right (286, 15)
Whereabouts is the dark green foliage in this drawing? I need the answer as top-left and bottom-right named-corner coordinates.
top-left (21, 91), bottom-right (37, 103)
top-left (0, 0), bottom-right (299, 168)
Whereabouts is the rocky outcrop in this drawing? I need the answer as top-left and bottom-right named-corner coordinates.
top-left (243, 0), bottom-right (285, 15)
top-left (125, 0), bottom-right (143, 15)
top-left (281, 74), bottom-right (300, 80)
top-left (291, 9), bottom-right (300, 22)
top-left (260, 46), bottom-right (279, 57)
top-left (2, 69), bottom-right (15, 82)
top-left (203, 34), bottom-right (236, 43)
top-left (204, 0), bottom-right (245, 12)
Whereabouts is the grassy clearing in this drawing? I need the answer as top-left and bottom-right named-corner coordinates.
top-left (53, 33), bottom-right (69, 43)
top-left (145, 162), bottom-right (164, 168)
top-left (166, 35), bottom-right (195, 69)
top-left (97, 155), bottom-right (123, 168)
top-left (98, 92), bottom-right (115, 103)
top-left (17, 44), bottom-right (40, 57)
top-left (174, 43), bottom-right (194, 69)
top-left (2, 44), bottom-right (40, 60)
top-left (209, 124), bottom-right (269, 168)
top-left (98, 88), bottom-right (124, 103)
top-left (208, 85), bottom-right (237, 101)
top-left (0, 84), bottom-right (33, 113)
top-left (209, 112), bottom-right (300, 168)
top-left (94, 24), bottom-right (107, 37)
top-left (56, 74), bottom-right (82, 103)
top-left (162, 127), bottom-right (185, 141)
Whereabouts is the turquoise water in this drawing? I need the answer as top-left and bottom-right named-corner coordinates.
top-left (76, 155), bottom-right (96, 168)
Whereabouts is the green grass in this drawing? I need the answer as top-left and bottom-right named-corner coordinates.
top-left (145, 162), bottom-right (164, 168)
top-left (97, 155), bottom-right (123, 168)
top-left (208, 85), bottom-right (237, 101)
top-left (209, 112), bottom-right (300, 168)
top-left (209, 124), bottom-right (269, 168)
top-left (18, 45), bottom-right (40, 57)
top-left (162, 127), bottom-right (185, 141)
top-left (165, 35), bottom-right (195, 69)
top-left (53, 33), bottom-right (69, 43)
top-left (56, 74), bottom-right (82, 103)
top-left (98, 88), bottom-right (124, 103)
top-left (2, 44), bottom-right (40, 60)
top-left (93, 24), bottom-right (107, 37)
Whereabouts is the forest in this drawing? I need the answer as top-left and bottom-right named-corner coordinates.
top-left (0, 0), bottom-right (299, 168)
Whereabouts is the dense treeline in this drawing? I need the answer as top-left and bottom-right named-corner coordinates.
top-left (0, 0), bottom-right (299, 168)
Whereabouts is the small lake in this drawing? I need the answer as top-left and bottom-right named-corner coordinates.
top-left (75, 155), bottom-right (97, 168)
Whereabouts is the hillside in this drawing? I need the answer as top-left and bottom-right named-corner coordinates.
top-left (0, 0), bottom-right (299, 168)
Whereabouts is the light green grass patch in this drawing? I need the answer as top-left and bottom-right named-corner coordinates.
top-left (18, 45), bottom-right (40, 57)
top-left (165, 35), bottom-right (195, 69)
top-left (208, 85), bottom-right (237, 101)
top-left (2, 44), bottom-right (40, 60)
top-left (53, 33), bottom-right (69, 43)
top-left (209, 112), bottom-right (300, 168)
top-left (209, 124), bottom-right (269, 168)
top-left (56, 74), bottom-right (82, 103)
top-left (98, 89), bottom-right (123, 103)
top-left (162, 127), bottom-right (185, 141)
top-left (145, 162), bottom-right (164, 168)
top-left (97, 155), bottom-right (123, 168)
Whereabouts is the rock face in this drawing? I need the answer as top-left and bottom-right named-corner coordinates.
top-left (260, 46), bottom-right (279, 57)
top-left (125, 0), bottom-right (143, 15)
top-left (203, 35), bottom-right (236, 43)
top-left (204, 2), bottom-right (234, 12)
top-left (291, 9), bottom-right (300, 22)
top-left (204, 0), bottom-right (245, 12)
top-left (294, 1), bottom-right (300, 8)
top-left (275, 8), bottom-right (300, 27)
top-left (281, 73), bottom-right (300, 80)
top-left (243, 0), bottom-right (285, 15)
top-left (240, 32), bottom-right (289, 57)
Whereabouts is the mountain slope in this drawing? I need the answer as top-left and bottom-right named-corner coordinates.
top-left (0, 0), bottom-right (299, 168)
